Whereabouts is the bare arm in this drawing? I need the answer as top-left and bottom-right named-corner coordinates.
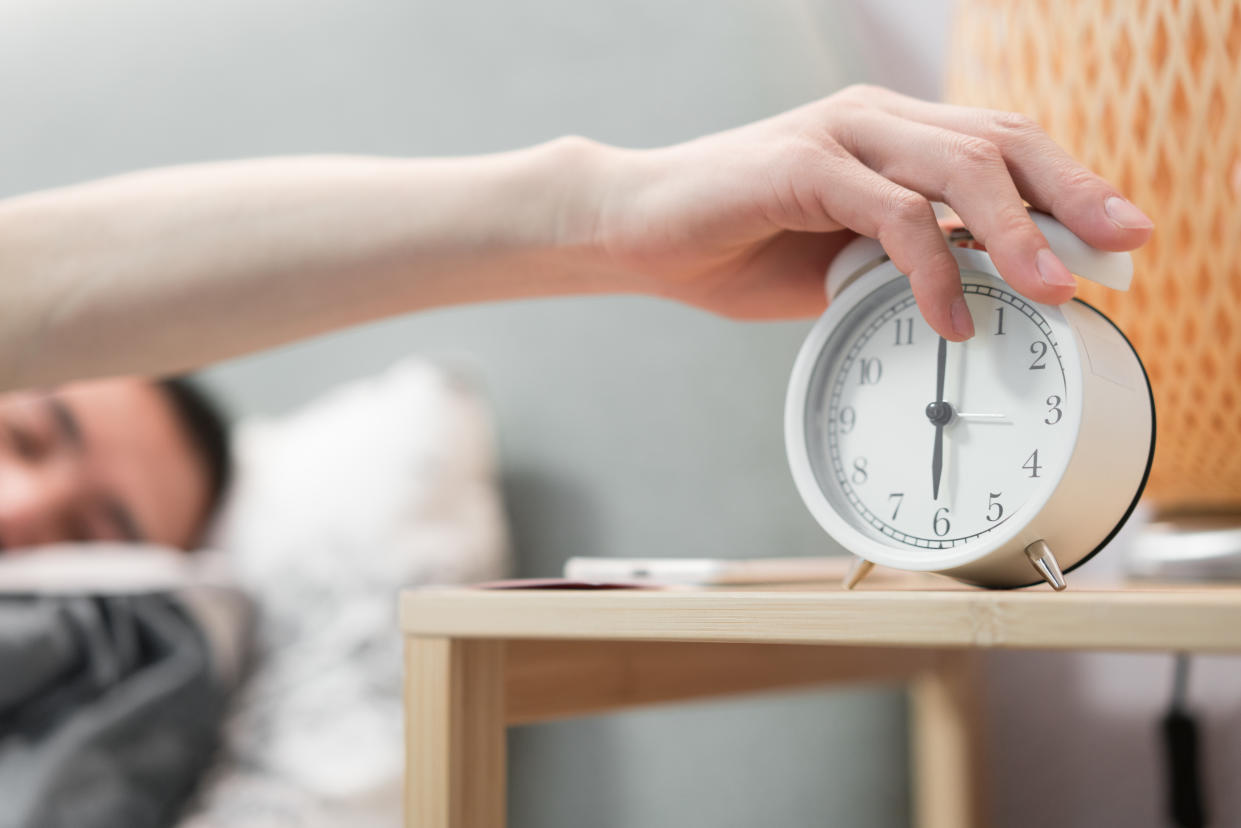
top-left (0, 140), bottom-right (617, 387)
top-left (0, 86), bottom-right (1152, 389)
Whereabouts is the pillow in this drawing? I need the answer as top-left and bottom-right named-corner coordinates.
top-left (184, 358), bottom-right (509, 827)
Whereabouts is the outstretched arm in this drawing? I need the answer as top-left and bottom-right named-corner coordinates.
top-left (0, 85), bottom-right (1151, 389)
top-left (0, 142), bottom-right (618, 387)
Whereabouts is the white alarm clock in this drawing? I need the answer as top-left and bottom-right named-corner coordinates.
top-left (785, 211), bottom-right (1155, 590)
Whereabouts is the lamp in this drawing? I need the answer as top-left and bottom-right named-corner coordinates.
top-left (946, 0), bottom-right (1241, 521)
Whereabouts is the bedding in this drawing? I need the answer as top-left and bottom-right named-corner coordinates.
top-left (0, 546), bottom-right (250, 828)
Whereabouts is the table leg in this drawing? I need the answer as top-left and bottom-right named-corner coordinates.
top-left (910, 650), bottom-right (986, 828)
top-left (405, 637), bottom-right (506, 828)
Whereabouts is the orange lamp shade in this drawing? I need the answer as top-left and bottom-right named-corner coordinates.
top-left (945, 0), bottom-right (1241, 511)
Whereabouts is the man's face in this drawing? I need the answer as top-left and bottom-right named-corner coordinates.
top-left (0, 378), bottom-right (210, 552)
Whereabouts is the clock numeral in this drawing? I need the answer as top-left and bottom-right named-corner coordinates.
top-left (858, 358), bottom-right (883, 385)
top-left (933, 507), bottom-right (951, 537)
top-left (838, 406), bottom-right (857, 434)
top-left (888, 492), bottom-right (904, 520)
top-left (1044, 395), bottom-right (1063, 425)
top-left (1029, 340), bottom-right (1048, 370)
top-left (893, 317), bottom-right (914, 346)
top-left (1022, 449), bottom-right (1042, 478)
top-left (986, 492), bottom-right (1004, 522)
top-left (851, 457), bottom-right (869, 485)
top-left (994, 305), bottom-right (1006, 336)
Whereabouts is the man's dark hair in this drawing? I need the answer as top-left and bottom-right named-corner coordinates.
top-left (155, 376), bottom-right (233, 536)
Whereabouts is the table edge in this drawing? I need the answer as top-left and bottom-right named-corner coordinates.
top-left (399, 586), bottom-right (1241, 652)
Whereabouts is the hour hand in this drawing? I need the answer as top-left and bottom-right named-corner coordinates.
top-left (932, 423), bottom-right (944, 500)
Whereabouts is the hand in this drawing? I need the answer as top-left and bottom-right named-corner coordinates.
top-left (589, 85), bottom-right (1153, 340)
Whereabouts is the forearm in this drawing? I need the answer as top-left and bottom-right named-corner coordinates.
top-left (0, 138), bottom-right (623, 388)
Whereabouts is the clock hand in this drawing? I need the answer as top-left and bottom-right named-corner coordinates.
top-left (956, 412), bottom-right (1009, 422)
top-left (931, 336), bottom-right (948, 501)
top-left (935, 335), bottom-right (947, 405)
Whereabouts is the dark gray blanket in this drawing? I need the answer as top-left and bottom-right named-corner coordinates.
top-left (0, 594), bottom-right (231, 828)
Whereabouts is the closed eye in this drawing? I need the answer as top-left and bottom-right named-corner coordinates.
top-left (7, 424), bottom-right (40, 460)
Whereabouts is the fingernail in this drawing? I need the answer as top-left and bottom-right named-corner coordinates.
top-left (1036, 247), bottom-right (1077, 288)
top-left (950, 297), bottom-right (974, 339)
top-left (1104, 196), bottom-right (1154, 229)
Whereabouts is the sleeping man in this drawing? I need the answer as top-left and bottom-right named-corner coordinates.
top-left (0, 364), bottom-right (501, 828)
top-left (0, 377), bottom-right (239, 828)
top-left (0, 86), bottom-right (1153, 827)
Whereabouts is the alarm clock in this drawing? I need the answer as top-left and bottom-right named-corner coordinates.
top-left (785, 210), bottom-right (1155, 590)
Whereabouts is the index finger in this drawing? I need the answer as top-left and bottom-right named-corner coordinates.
top-left (863, 90), bottom-right (1155, 252)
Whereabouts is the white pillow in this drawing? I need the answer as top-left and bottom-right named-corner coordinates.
top-left (185, 358), bottom-right (509, 827)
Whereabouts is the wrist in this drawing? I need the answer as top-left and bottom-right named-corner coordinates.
top-left (388, 136), bottom-right (650, 304)
top-left (547, 136), bottom-right (723, 304)
top-left (524, 135), bottom-right (651, 296)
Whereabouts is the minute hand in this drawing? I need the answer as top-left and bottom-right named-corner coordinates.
top-left (932, 336), bottom-right (947, 501)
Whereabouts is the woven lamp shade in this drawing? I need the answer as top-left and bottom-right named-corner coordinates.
top-left (945, 0), bottom-right (1241, 511)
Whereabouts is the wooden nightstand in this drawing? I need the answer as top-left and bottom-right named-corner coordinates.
top-left (401, 582), bottom-right (1241, 828)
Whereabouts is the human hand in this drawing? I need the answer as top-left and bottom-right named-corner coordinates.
top-left (590, 85), bottom-right (1153, 340)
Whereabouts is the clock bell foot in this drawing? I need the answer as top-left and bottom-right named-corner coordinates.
top-left (1025, 540), bottom-right (1067, 591)
top-left (842, 556), bottom-right (875, 590)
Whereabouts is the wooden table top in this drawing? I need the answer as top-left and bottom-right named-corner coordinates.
top-left (400, 578), bottom-right (1241, 652)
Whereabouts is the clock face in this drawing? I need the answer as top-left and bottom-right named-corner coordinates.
top-left (802, 270), bottom-right (1077, 559)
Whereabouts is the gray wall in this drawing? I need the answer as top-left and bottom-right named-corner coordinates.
top-left (0, 1), bottom-right (949, 825)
